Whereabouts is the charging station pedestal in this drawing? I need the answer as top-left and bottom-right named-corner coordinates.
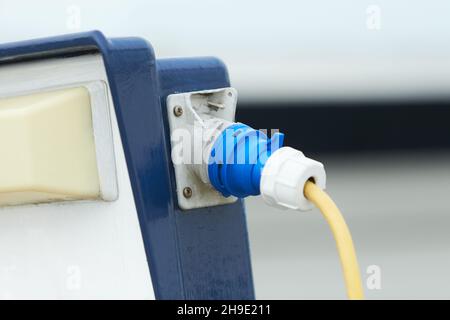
top-left (0, 31), bottom-right (254, 300)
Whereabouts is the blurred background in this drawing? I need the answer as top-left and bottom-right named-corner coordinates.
top-left (2, 0), bottom-right (450, 299)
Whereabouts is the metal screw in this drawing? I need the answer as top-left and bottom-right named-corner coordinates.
top-left (183, 187), bottom-right (193, 199)
top-left (173, 105), bottom-right (183, 117)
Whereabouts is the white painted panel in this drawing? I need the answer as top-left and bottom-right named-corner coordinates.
top-left (0, 54), bottom-right (154, 299)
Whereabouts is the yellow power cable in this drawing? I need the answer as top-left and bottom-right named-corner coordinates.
top-left (304, 180), bottom-right (364, 300)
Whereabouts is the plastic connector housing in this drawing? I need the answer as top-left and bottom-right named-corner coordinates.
top-left (208, 123), bottom-right (284, 198)
top-left (260, 147), bottom-right (326, 211)
top-left (166, 87), bottom-right (239, 210)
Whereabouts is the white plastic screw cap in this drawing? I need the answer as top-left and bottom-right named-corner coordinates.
top-left (260, 147), bottom-right (326, 211)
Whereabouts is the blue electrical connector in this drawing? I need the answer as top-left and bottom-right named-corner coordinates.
top-left (208, 123), bottom-right (284, 198)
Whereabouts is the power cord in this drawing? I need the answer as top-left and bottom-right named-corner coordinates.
top-left (304, 180), bottom-right (364, 300)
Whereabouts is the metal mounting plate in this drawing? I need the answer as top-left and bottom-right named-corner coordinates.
top-left (166, 88), bottom-right (238, 210)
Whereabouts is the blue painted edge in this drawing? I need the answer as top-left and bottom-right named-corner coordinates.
top-left (0, 31), bottom-right (255, 300)
top-left (157, 57), bottom-right (255, 299)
